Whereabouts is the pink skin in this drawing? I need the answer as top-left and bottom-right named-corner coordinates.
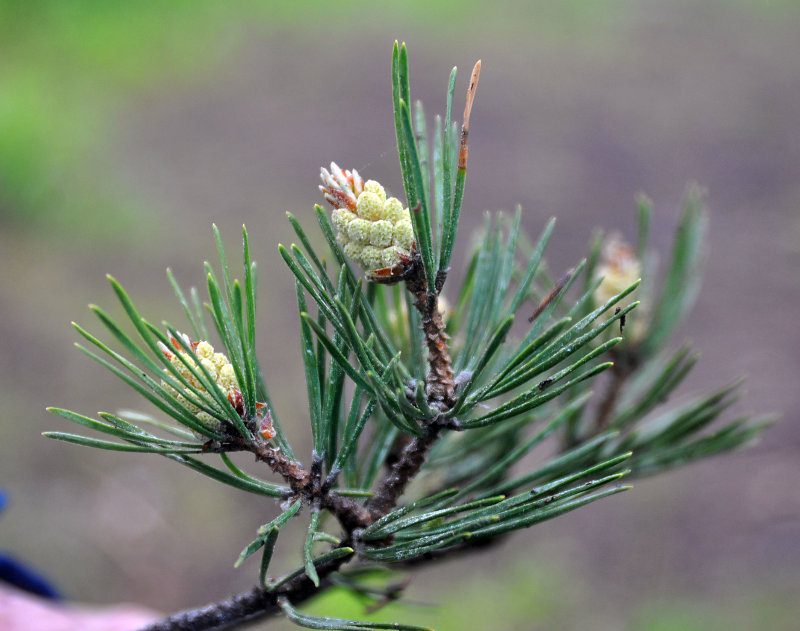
top-left (0, 585), bottom-right (160, 631)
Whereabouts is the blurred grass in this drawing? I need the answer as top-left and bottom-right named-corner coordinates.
top-left (301, 562), bottom-right (576, 631)
top-left (0, 1), bottom-right (248, 240)
top-left (301, 560), bottom-right (800, 631)
top-left (7, 0), bottom-right (788, 241)
top-left (634, 588), bottom-right (800, 631)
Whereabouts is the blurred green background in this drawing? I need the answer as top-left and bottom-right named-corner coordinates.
top-left (2, 1), bottom-right (799, 629)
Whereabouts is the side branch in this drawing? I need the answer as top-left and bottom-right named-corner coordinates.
top-left (592, 349), bottom-right (638, 434)
top-left (364, 255), bottom-right (459, 517)
top-left (228, 439), bottom-right (372, 531)
top-left (365, 424), bottom-right (442, 518)
top-left (247, 439), bottom-right (310, 494)
top-left (405, 261), bottom-right (455, 408)
top-left (417, 291), bottom-right (455, 406)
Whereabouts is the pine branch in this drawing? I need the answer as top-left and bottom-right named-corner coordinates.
top-left (590, 348), bottom-right (640, 437)
top-left (140, 544), bottom-right (354, 631)
top-left (225, 438), bottom-right (373, 532)
top-left (404, 257), bottom-right (455, 408)
top-left (363, 255), bottom-right (461, 518)
top-left (240, 438), bottom-right (310, 494)
top-left (42, 41), bottom-right (769, 631)
top-left (366, 424), bottom-right (442, 519)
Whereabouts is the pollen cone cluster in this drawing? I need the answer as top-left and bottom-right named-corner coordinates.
top-left (593, 234), bottom-right (641, 306)
top-left (320, 163), bottom-right (415, 273)
top-left (158, 333), bottom-right (239, 431)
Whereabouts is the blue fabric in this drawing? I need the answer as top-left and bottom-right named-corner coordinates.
top-left (0, 490), bottom-right (61, 600)
top-left (0, 555), bottom-right (62, 599)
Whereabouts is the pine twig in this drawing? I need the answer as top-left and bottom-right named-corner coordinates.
top-left (140, 544), bottom-right (354, 631)
top-left (244, 439), bottom-right (310, 494)
top-left (365, 255), bottom-right (459, 518)
top-left (405, 258), bottom-right (455, 408)
top-left (591, 349), bottom-right (639, 436)
top-left (227, 438), bottom-right (372, 531)
top-left (366, 424), bottom-right (442, 519)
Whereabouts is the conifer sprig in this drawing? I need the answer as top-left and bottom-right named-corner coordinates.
top-left (45, 42), bottom-right (769, 631)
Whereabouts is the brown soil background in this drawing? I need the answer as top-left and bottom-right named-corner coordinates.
top-left (1, 2), bottom-right (798, 629)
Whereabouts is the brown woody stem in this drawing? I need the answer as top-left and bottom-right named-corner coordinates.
top-left (365, 424), bottom-right (442, 518)
top-left (139, 544), bottom-right (353, 631)
top-left (593, 349), bottom-right (638, 434)
top-left (364, 261), bottom-right (456, 518)
top-left (404, 261), bottom-right (455, 408)
top-left (247, 439), bottom-right (310, 494)
top-left (231, 439), bottom-right (372, 531)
